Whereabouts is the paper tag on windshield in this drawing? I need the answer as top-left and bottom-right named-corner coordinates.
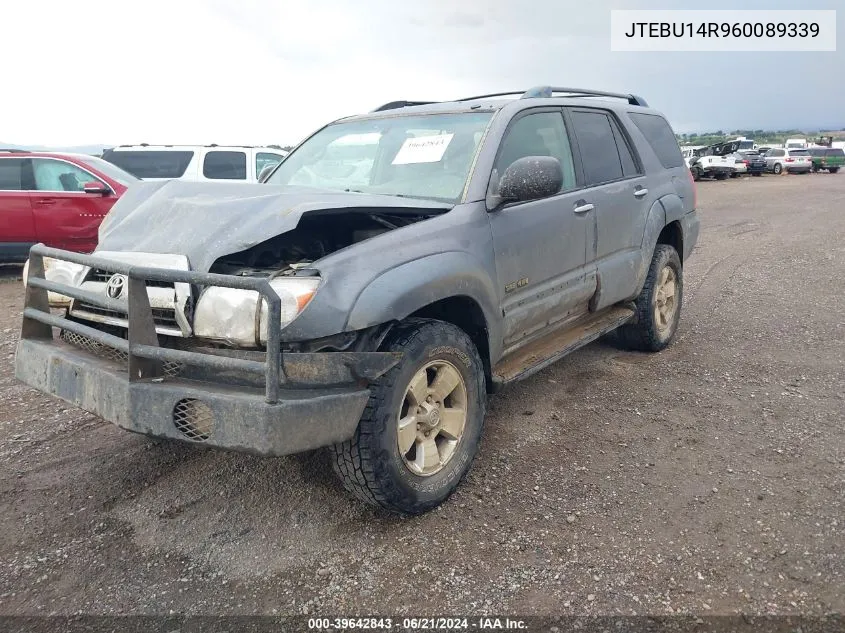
top-left (391, 133), bottom-right (454, 165)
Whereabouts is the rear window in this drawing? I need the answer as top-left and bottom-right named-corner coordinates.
top-left (0, 158), bottom-right (23, 190)
top-left (104, 150), bottom-right (193, 178)
top-left (789, 150), bottom-right (809, 156)
top-left (203, 151), bottom-right (247, 180)
top-left (627, 112), bottom-right (684, 168)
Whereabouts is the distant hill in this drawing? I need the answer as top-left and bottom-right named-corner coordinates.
top-left (0, 142), bottom-right (113, 155)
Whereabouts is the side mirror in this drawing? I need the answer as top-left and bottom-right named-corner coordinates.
top-left (83, 181), bottom-right (111, 195)
top-left (495, 156), bottom-right (563, 206)
top-left (258, 165), bottom-right (276, 183)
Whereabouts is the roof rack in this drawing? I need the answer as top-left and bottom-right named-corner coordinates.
top-left (372, 100), bottom-right (439, 112)
top-left (0, 148), bottom-right (30, 153)
top-left (371, 86), bottom-right (648, 113)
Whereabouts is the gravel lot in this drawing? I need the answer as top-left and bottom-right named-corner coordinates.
top-left (0, 173), bottom-right (842, 617)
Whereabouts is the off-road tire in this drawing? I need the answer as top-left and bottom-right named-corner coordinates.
top-left (616, 244), bottom-right (683, 352)
top-left (829, 167), bottom-right (839, 174)
top-left (773, 163), bottom-right (783, 175)
top-left (330, 319), bottom-right (486, 515)
top-left (691, 166), bottom-right (702, 181)
top-left (715, 172), bottom-right (729, 180)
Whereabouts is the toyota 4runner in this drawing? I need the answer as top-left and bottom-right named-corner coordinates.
top-left (16, 86), bottom-right (699, 514)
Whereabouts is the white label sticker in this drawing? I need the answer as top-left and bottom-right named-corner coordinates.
top-left (391, 133), bottom-right (454, 165)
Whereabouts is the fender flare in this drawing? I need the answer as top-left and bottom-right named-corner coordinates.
top-left (344, 251), bottom-right (501, 360)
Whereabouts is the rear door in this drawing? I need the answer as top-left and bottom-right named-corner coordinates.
top-left (29, 158), bottom-right (116, 252)
top-left (566, 107), bottom-right (651, 307)
top-left (0, 157), bottom-right (36, 260)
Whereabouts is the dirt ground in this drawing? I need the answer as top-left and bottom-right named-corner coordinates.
top-left (0, 173), bottom-right (842, 618)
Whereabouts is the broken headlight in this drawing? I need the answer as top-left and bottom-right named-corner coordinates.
top-left (23, 257), bottom-right (87, 308)
top-left (193, 277), bottom-right (320, 346)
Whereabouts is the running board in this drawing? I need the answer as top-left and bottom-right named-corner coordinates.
top-left (492, 306), bottom-right (635, 385)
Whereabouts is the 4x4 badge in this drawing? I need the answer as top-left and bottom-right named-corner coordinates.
top-left (105, 274), bottom-right (127, 299)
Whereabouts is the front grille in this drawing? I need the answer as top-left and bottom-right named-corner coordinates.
top-left (173, 399), bottom-right (214, 441)
top-left (89, 268), bottom-right (173, 288)
top-left (75, 302), bottom-right (179, 329)
top-left (60, 329), bottom-right (182, 377)
top-left (61, 329), bottom-right (128, 364)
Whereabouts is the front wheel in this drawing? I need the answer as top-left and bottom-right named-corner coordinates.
top-left (616, 244), bottom-right (683, 352)
top-left (331, 319), bottom-right (486, 514)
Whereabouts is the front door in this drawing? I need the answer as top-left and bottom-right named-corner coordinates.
top-left (0, 157), bottom-right (36, 260)
top-left (487, 109), bottom-right (595, 351)
top-left (29, 158), bottom-right (117, 253)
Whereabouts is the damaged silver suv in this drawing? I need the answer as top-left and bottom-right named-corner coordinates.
top-left (16, 86), bottom-right (699, 514)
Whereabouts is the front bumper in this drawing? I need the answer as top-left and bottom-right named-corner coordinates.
top-left (16, 244), bottom-right (400, 456)
top-left (15, 338), bottom-right (379, 455)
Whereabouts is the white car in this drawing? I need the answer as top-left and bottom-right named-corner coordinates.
top-left (101, 145), bottom-right (288, 183)
top-left (764, 148), bottom-right (812, 174)
top-left (688, 153), bottom-right (735, 181)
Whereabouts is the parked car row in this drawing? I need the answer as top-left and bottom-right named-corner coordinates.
top-left (685, 141), bottom-right (842, 181)
top-left (0, 145), bottom-right (289, 262)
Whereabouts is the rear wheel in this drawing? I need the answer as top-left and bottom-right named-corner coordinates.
top-left (616, 244), bottom-right (683, 352)
top-left (331, 319), bottom-right (486, 514)
top-left (829, 167), bottom-right (840, 174)
top-left (773, 163), bottom-right (783, 175)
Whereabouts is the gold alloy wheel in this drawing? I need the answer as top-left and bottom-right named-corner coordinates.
top-left (397, 360), bottom-right (468, 477)
top-left (654, 265), bottom-right (678, 333)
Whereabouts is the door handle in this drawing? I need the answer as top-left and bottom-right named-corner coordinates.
top-left (34, 199), bottom-right (56, 206)
top-left (633, 188), bottom-right (648, 198)
top-left (573, 203), bottom-right (594, 215)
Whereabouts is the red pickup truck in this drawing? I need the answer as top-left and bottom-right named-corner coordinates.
top-left (0, 150), bottom-right (138, 261)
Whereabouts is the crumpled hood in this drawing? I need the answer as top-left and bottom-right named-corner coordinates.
top-left (98, 180), bottom-right (451, 272)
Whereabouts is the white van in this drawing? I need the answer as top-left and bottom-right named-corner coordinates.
top-left (101, 145), bottom-right (288, 183)
top-left (784, 138), bottom-right (807, 150)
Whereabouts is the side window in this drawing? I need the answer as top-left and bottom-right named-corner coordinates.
top-left (494, 111), bottom-right (577, 192)
top-left (608, 116), bottom-right (641, 177)
top-left (0, 158), bottom-right (24, 190)
top-left (203, 151), bottom-right (247, 180)
top-left (627, 112), bottom-right (684, 169)
top-left (774, 149), bottom-right (785, 157)
top-left (256, 152), bottom-right (284, 175)
top-left (569, 110), bottom-right (624, 185)
top-left (32, 159), bottom-right (102, 192)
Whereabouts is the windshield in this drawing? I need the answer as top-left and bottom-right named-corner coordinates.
top-left (266, 112), bottom-right (494, 202)
top-left (79, 155), bottom-right (139, 186)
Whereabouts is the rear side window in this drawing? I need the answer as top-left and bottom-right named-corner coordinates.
top-left (104, 150), bottom-right (193, 178)
top-left (608, 116), bottom-right (641, 177)
top-left (569, 110), bottom-right (625, 185)
top-left (628, 112), bottom-right (684, 169)
top-left (828, 148), bottom-right (844, 157)
top-left (203, 151), bottom-right (247, 180)
top-left (0, 158), bottom-right (23, 190)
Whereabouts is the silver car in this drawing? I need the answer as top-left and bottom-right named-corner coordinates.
top-left (764, 148), bottom-right (812, 174)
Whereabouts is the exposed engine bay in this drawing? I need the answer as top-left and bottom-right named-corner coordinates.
top-left (209, 209), bottom-right (435, 277)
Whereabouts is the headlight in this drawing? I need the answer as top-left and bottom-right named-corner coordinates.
top-left (193, 277), bottom-right (320, 346)
top-left (23, 257), bottom-right (87, 308)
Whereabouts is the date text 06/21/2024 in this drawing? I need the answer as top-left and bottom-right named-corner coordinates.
top-left (307, 617), bottom-right (528, 630)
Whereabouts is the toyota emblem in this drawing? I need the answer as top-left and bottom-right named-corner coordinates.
top-left (105, 274), bottom-right (127, 299)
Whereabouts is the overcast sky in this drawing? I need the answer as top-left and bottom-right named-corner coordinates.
top-left (4, 0), bottom-right (843, 147)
